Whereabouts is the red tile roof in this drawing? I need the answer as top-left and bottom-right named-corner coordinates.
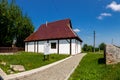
top-left (24, 19), bottom-right (82, 42)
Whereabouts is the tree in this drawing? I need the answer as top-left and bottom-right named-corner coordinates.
top-left (87, 45), bottom-right (93, 52)
top-left (16, 15), bottom-right (34, 47)
top-left (99, 43), bottom-right (106, 50)
top-left (0, 0), bottom-right (34, 47)
top-left (82, 44), bottom-right (88, 51)
top-left (82, 44), bottom-right (93, 52)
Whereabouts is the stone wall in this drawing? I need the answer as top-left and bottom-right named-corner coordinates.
top-left (105, 44), bottom-right (120, 64)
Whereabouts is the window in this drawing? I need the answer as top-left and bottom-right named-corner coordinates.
top-left (51, 43), bottom-right (56, 49)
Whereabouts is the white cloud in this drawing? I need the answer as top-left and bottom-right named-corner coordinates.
top-left (73, 28), bottom-right (80, 33)
top-left (106, 1), bottom-right (120, 12)
top-left (101, 13), bottom-right (112, 16)
top-left (97, 16), bottom-right (103, 20)
top-left (97, 13), bottom-right (112, 20)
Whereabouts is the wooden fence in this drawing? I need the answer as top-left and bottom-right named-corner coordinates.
top-left (0, 47), bottom-right (24, 53)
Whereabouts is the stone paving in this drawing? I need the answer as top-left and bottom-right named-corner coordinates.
top-left (19, 53), bottom-right (86, 80)
top-left (0, 53), bottom-right (14, 55)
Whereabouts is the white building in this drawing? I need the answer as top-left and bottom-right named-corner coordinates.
top-left (24, 19), bottom-right (82, 55)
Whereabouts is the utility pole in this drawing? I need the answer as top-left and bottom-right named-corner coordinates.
top-left (93, 30), bottom-right (96, 53)
top-left (112, 38), bottom-right (113, 44)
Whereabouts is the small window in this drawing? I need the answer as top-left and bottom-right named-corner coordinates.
top-left (51, 43), bottom-right (56, 49)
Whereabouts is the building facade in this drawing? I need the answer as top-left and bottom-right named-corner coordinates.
top-left (24, 19), bottom-right (82, 55)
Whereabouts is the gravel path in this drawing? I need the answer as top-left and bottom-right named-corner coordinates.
top-left (18, 53), bottom-right (86, 80)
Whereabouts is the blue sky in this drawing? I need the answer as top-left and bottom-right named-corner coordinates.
top-left (9, 0), bottom-right (120, 47)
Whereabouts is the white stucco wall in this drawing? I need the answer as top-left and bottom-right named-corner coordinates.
top-left (35, 41), bottom-right (37, 53)
top-left (25, 42), bottom-right (27, 52)
top-left (59, 39), bottom-right (70, 54)
top-left (71, 39), bottom-right (76, 55)
top-left (27, 42), bottom-right (34, 52)
top-left (25, 39), bottom-right (82, 55)
top-left (71, 39), bottom-right (82, 55)
top-left (76, 40), bottom-right (78, 54)
top-left (38, 41), bottom-right (47, 53)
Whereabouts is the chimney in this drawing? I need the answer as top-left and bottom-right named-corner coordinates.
top-left (46, 21), bottom-right (48, 27)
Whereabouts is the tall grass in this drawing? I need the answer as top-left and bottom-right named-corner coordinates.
top-left (69, 53), bottom-right (120, 80)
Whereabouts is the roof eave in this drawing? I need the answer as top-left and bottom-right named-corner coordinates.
top-left (24, 37), bottom-right (83, 42)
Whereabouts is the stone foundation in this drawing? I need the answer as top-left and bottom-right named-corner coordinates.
top-left (105, 44), bottom-right (120, 64)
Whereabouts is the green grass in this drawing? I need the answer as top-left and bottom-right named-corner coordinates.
top-left (69, 52), bottom-right (120, 80)
top-left (0, 52), bottom-right (69, 74)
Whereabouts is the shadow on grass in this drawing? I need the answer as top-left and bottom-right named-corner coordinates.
top-left (98, 58), bottom-right (105, 64)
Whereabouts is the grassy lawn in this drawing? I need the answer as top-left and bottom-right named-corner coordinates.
top-left (69, 52), bottom-right (120, 80)
top-left (0, 52), bottom-right (69, 74)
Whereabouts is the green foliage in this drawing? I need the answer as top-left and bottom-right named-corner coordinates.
top-left (82, 44), bottom-right (93, 52)
top-left (0, 0), bottom-right (34, 47)
top-left (95, 47), bottom-right (99, 52)
top-left (82, 44), bottom-right (87, 51)
top-left (69, 53), bottom-right (120, 80)
top-left (0, 52), bottom-right (69, 74)
top-left (99, 42), bottom-right (106, 50)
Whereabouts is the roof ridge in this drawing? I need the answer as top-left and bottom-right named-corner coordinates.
top-left (41, 18), bottom-right (70, 25)
top-left (67, 24), bottom-right (77, 37)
